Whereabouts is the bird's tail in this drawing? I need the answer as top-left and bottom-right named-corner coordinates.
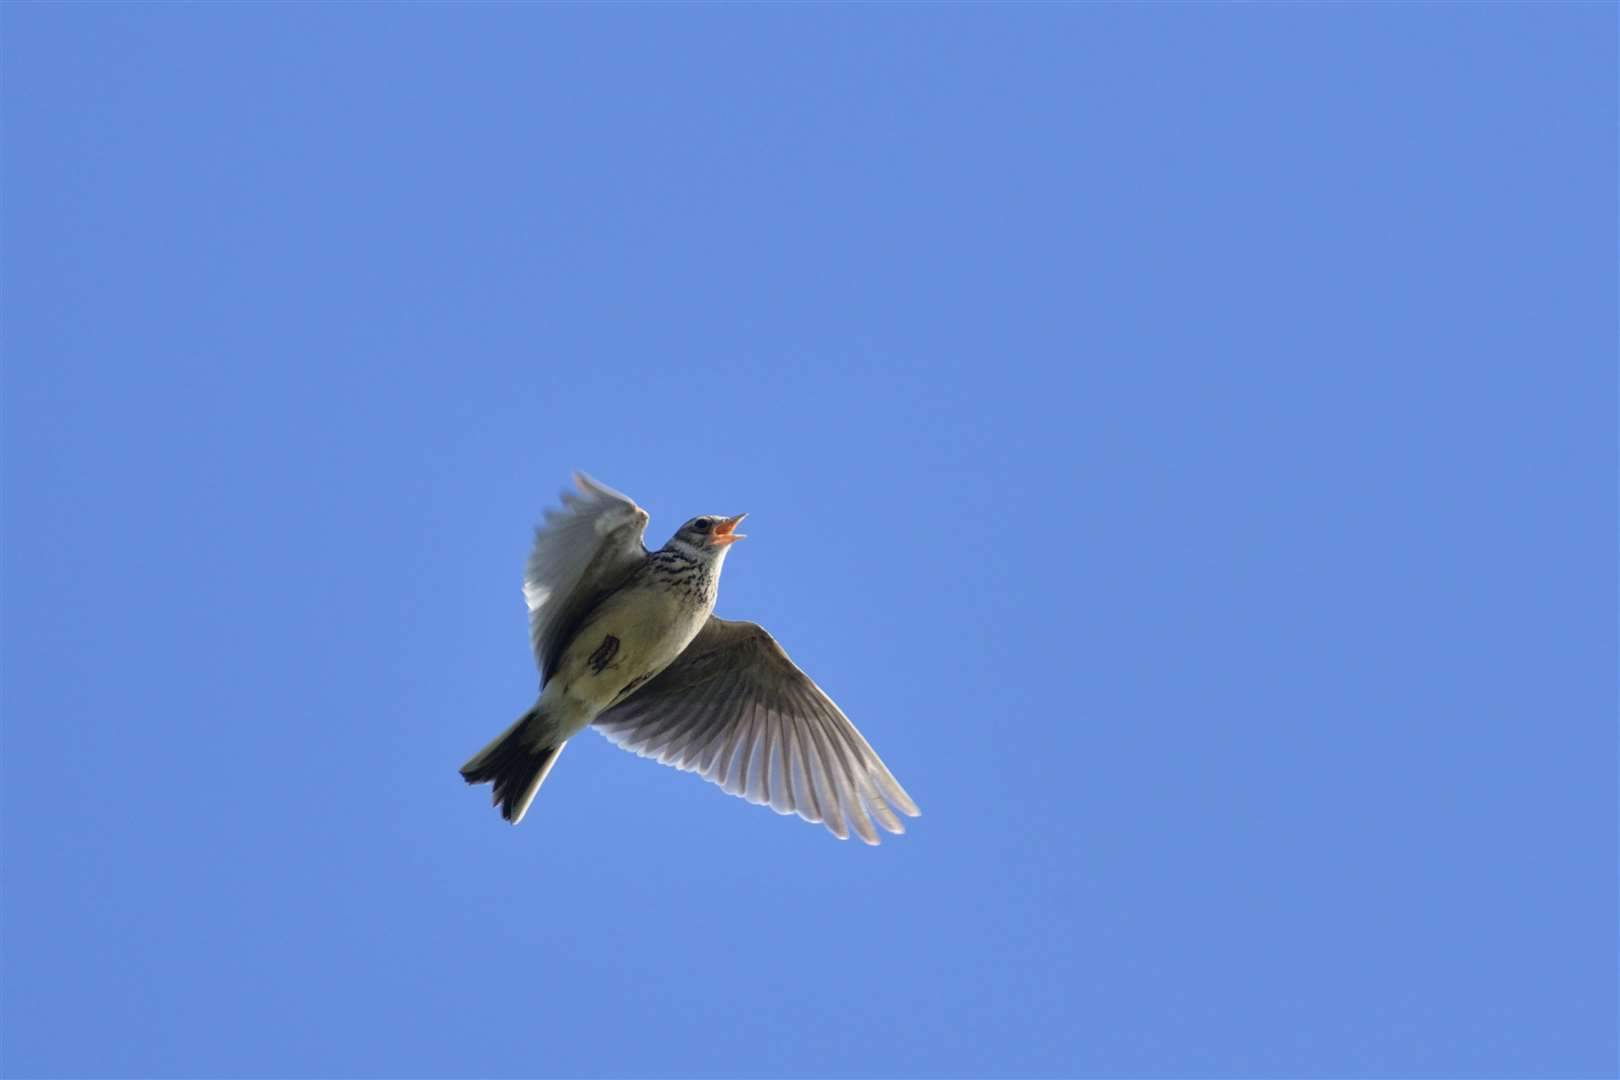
top-left (459, 709), bottom-right (565, 825)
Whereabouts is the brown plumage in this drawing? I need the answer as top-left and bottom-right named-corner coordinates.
top-left (459, 473), bottom-right (920, 843)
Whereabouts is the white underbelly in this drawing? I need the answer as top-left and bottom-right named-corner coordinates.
top-left (541, 587), bottom-right (704, 726)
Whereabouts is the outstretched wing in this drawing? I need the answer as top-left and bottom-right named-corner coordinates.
top-left (593, 616), bottom-right (921, 844)
top-left (525, 473), bottom-right (649, 682)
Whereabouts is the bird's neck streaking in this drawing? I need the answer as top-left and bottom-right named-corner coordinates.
top-left (646, 539), bottom-right (727, 608)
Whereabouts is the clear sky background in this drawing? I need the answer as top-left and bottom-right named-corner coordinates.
top-left (3, 5), bottom-right (1615, 1078)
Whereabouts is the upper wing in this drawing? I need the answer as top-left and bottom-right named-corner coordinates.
top-left (525, 473), bottom-right (649, 681)
top-left (592, 616), bottom-right (921, 844)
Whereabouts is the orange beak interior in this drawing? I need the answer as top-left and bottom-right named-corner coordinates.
top-left (711, 513), bottom-right (747, 546)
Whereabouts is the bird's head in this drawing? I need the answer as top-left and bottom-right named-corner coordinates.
top-left (670, 513), bottom-right (747, 559)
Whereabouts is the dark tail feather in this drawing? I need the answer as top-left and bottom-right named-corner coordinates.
top-left (459, 711), bottom-right (565, 825)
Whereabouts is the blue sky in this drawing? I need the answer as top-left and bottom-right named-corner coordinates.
top-left (3, 4), bottom-right (1614, 1077)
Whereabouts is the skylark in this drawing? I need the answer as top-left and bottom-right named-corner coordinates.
top-left (460, 474), bottom-right (920, 844)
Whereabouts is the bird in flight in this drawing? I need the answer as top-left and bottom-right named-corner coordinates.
top-left (460, 473), bottom-right (920, 844)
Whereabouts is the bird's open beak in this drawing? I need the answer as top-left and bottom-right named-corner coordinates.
top-left (711, 513), bottom-right (747, 546)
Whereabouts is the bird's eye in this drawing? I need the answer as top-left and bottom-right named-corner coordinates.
top-left (693, 518), bottom-right (712, 533)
